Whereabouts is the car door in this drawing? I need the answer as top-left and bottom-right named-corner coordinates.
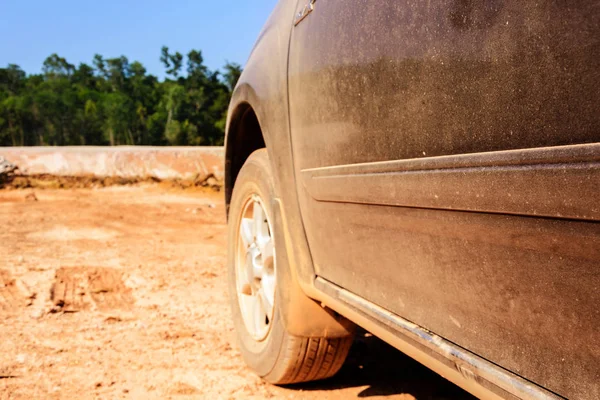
top-left (288, 1), bottom-right (600, 399)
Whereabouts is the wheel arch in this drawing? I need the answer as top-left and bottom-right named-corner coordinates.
top-left (225, 96), bottom-right (266, 217)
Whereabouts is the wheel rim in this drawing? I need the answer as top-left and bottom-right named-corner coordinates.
top-left (235, 194), bottom-right (276, 341)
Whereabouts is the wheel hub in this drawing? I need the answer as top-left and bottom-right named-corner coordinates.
top-left (235, 194), bottom-right (276, 341)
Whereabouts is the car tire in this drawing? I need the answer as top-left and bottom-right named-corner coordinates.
top-left (227, 148), bottom-right (353, 384)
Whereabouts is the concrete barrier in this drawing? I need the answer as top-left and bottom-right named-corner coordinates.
top-left (0, 146), bottom-right (224, 180)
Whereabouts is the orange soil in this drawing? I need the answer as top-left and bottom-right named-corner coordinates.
top-left (0, 185), bottom-right (471, 400)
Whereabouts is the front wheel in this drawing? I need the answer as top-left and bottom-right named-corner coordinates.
top-left (227, 149), bottom-right (353, 384)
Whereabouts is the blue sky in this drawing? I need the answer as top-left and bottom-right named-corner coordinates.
top-left (0, 0), bottom-right (278, 78)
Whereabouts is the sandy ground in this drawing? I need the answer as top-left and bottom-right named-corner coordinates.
top-left (0, 185), bottom-right (473, 400)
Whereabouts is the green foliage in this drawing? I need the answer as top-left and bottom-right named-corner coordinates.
top-left (0, 48), bottom-right (242, 146)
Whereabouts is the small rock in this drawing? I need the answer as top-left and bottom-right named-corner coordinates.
top-left (206, 177), bottom-right (218, 187)
top-left (48, 304), bottom-right (64, 314)
top-left (25, 192), bottom-right (38, 202)
top-left (168, 382), bottom-right (199, 395)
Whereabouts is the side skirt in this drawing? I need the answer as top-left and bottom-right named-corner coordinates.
top-left (314, 277), bottom-right (564, 400)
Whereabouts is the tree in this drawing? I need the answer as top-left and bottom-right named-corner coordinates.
top-left (223, 62), bottom-right (243, 92)
top-left (160, 46), bottom-right (183, 79)
top-left (0, 64), bottom-right (26, 93)
top-left (93, 54), bottom-right (106, 76)
top-left (102, 91), bottom-right (133, 145)
top-left (42, 54), bottom-right (75, 78)
top-left (105, 56), bottom-right (130, 91)
top-left (187, 50), bottom-right (208, 78)
top-left (0, 47), bottom-right (242, 147)
top-left (162, 83), bottom-right (185, 144)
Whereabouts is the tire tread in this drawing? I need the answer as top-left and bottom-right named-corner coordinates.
top-left (273, 335), bottom-right (353, 384)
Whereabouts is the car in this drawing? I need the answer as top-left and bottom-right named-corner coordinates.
top-left (223, 1), bottom-right (599, 399)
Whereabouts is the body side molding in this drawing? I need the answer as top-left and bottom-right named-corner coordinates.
top-left (302, 143), bottom-right (600, 221)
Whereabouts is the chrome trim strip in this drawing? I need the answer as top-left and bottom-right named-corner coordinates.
top-left (315, 277), bottom-right (564, 400)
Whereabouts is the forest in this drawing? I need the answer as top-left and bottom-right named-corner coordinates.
top-left (0, 47), bottom-right (242, 146)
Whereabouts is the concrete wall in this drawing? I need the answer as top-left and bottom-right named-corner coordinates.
top-left (1, 146), bottom-right (224, 180)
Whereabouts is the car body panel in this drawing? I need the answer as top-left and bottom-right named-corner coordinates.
top-left (227, 0), bottom-right (600, 398)
top-left (287, 1), bottom-right (599, 399)
top-left (288, 0), bottom-right (600, 167)
top-left (226, 0), bottom-right (309, 286)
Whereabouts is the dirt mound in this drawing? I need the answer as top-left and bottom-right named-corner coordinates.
top-left (0, 157), bottom-right (18, 187)
top-left (3, 172), bottom-right (222, 191)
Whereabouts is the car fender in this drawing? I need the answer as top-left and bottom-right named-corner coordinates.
top-left (225, 0), bottom-right (353, 338)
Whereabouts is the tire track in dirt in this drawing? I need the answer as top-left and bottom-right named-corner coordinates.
top-left (50, 267), bottom-right (134, 312)
top-left (0, 270), bottom-right (28, 312)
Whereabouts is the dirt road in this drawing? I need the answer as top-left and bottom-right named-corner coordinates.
top-left (0, 185), bottom-right (472, 399)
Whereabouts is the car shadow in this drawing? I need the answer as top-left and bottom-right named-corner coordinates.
top-left (287, 330), bottom-right (476, 399)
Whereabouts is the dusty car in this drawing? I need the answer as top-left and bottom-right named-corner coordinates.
top-left (224, 1), bottom-right (599, 399)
